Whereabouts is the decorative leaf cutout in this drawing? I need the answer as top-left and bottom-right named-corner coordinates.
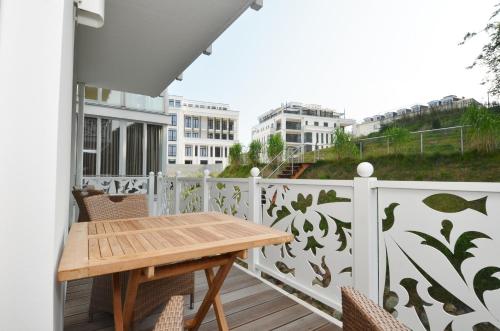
top-left (383, 250), bottom-right (399, 316)
top-left (440, 220), bottom-right (453, 243)
top-left (340, 267), bottom-right (352, 276)
top-left (275, 261), bottom-right (295, 276)
top-left (232, 185), bottom-right (242, 203)
top-left (317, 189), bottom-right (351, 204)
top-left (330, 215), bottom-right (351, 252)
top-left (270, 206), bottom-right (291, 227)
top-left (409, 229), bottom-right (491, 281)
top-left (280, 245), bottom-right (284, 258)
top-left (304, 236), bottom-right (324, 255)
top-left (267, 201), bottom-right (277, 217)
top-left (291, 193), bottom-right (313, 213)
top-left (317, 211), bottom-right (329, 237)
top-left (303, 219), bottom-right (314, 233)
top-left (472, 322), bottom-right (500, 331)
top-left (473, 266), bottom-right (500, 306)
top-left (310, 256), bottom-right (331, 288)
top-left (285, 242), bottom-right (295, 258)
top-left (216, 182), bottom-right (225, 190)
top-left (261, 246), bottom-right (266, 258)
top-left (290, 219), bottom-right (301, 242)
top-left (215, 194), bottom-right (226, 210)
top-left (382, 203), bottom-right (399, 232)
top-left (400, 278), bottom-right (432, 331)
top-left (423, 193), bottom-right (487, 215)
top-left (397, 243), bottom-right (474, 316)
top-left (444, 322), bottom-right (453, 331)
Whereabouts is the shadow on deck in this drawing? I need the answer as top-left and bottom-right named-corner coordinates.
top-left (64, 267), bottom-right (341, 331)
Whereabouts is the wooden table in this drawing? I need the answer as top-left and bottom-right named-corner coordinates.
top-left (57, 212), bottom-right (293, 331)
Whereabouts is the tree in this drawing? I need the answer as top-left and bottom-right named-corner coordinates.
top-left (332, 128), bottom-right (358, 159)
top-left (229, 143), bottom-right (242, 166)
top-left (267, 133), bottom-right (284, 162)
top-left (461, 3), bottom-right (500, 96)
top-left (462, 105), bottom-right (499, 152)
top-left (248, 140), bottom-right (262, 166)
top-left (386, 127), bottom-right (411, 153)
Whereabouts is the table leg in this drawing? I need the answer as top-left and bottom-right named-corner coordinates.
top-left (112, 273), bottom-right (124, 331)
top-left (205, 268), bottom-right (229, 331)
top-left (185, 254), bottom-right (236, 331)
top-left (123, 269), bottom-right (141, 331)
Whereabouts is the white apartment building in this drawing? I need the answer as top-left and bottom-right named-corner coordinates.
top-left (166, 95), bottom-right (239, 167)
top-left (82, 87), bottom-right (238, 179)
top-left (251, 102), bottom-right (355, 155)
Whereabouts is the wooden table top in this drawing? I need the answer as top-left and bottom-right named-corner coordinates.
top-left (58, 212), bottom-right (293, 281)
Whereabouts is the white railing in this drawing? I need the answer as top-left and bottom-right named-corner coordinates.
top-left (82, 176), bottom-right (149, 194)
top-left (138, 166), bottom-right (500, 330)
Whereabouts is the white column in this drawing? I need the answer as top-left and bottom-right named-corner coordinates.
top-left (76, 82), bottom-right (85, 186)
top-left (142, 122), bottom-right (147, 176)
top-left (119, 121), bottom-right (127, 175)
top-left (148, 172), bottom-right (155, 215)
top-left (202, 169), bottom-right (210, 212)
top-left (247, 167), bottom-right (261, 273)
top-left (174, 171), bottom-right (182, 214)
top-left (0, 1), bottom-right (75, 330)
top-left (352, 162), bottom-right (378, 302)
top-left (96, 118), bottom-right (102, 176)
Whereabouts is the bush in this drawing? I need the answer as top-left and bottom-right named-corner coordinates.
top-left (462, 105), bottom-right (499, 153)
top-left (332, 129), bottom-right (358, 159)
top-left (229, 143), bottom-right (242, 165)
top-left (248, 140), bottom-right (262, 166)
top-left (267, 134), bottom-right (284, 162)
top-left (385, 127), bottom-right (411, 153)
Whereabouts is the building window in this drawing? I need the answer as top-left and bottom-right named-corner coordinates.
top-left (208, 118), bottom-right (214, 130)
top-left (192, 132), bottom-right (199, 138)
top-left (229, 134), bottom-right (234, 140)
top-left (314, 122), bottom-right (319, 126)
top-left (215, 119), bottom-right (221, 130)
top-left (222, 120), bottom-right (227, 130)
top-left (224, 147), bottom-right (228, 158)
top-left (100, 119), bottom-right (120, 176)
top-left (215, 147), bottom-right (221, 158)
top-left (208, 133), bottom-right (213, 139)
top-left (316, 133), bottom-right (319, 143)
top-left (192, 117), bottom-right (200, 129)
top-left (321, 133), bottom-right (324, 144)
top-left (168, 129), bottom-right (177, 141)
top-left (222, 133), bottom-right (227, 140)
top-left (169, 99), bottom-right (175, 108)
top-left (304, 132), bottom-right (312, 143)
top-left (185, 131), bottom-right (191, 138)
top-left (200, 160), bottom-right (208, 165)
top-left (83, 117), bottom-right (97, 176)
top-left (210, 146), bottom-right (213, 157)
top-left (168, 159), bottom-right (176, 164)
top-left (185, 160), bottom-right (192, 164)
top-left (305, 121), bottom-right (308, 125)
top-left (229, 120), bottom-right (234, 131)
top-left (215, 161), bottom-right (222, 164)
top-left (146, 124), bottom-right (162, 174)
top-left (175, 100), bottom-right (181, 108)
top-left (126, 122), bottom-right (143, 176)
top-left (185, 116), bottom-right (191, 128)
top-left (324, 122), bottom-right (328, 127)
top-left (215, 133), bottom-right (220, 139)
top-left (168, 145), bottom-right (177, 157)
top-left (185, 145), bottom-right (193, 157)
top-left (195, 146), bottom-right (198, 157)
top-left (200, 146), bottom-right (208, 157)
top-left (170, 114), bottom-right (177, 126)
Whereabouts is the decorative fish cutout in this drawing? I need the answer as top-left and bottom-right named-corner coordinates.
top-left (310, 256), bottom-right (331, 288)
top-left (275, 261), bottom-right (295, 276)
top-left (423, 194), bottom-right (487, 215)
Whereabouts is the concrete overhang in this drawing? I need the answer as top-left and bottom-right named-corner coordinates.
top-left (76, 0), bottom-right (257, 96)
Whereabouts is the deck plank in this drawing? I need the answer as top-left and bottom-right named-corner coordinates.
top-left (64, 266), bottom-right (341, 331)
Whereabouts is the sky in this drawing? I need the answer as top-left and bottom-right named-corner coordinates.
top-left (168, 0), bottom-right (497, 145)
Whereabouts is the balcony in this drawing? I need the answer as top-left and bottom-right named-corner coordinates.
top-left (75, 169), bottom-right (500, 331)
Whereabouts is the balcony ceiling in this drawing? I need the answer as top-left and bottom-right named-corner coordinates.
top-left (76, 0), bottom-right (254, 96)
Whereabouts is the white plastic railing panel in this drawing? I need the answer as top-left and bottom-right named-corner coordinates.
top-left (257, 179), bottom-right (354, 311)
top-left (178, 178), bottom-right (203, 213)
top-left (157, 176), bottom-right (175, 215)
top-left (378, 185), bottom-right (500, 331)
top-left (82, 176), bottom-right (148, 194)
top-left (207, 179), bottom-right (249, 220)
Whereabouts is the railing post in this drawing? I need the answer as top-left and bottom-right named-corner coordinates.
top-left (247, 167), bottom-right (261, 273)
top-left (148, 171), bottom-right (155, 216)
top-left (156, 171), bottom-right (164, 216)
top-left (202, 169), bottom-right (210, 212)
top-left (174, 170), bottom-right (181, 215)
top-left (359, 142), bottom-right (363, 159)
top-left (460, 127), bottom-right (464, 155)
top-left (352, 162), bottom-right (378, 302)
top-left (420, 132), bottom-right (423, 155)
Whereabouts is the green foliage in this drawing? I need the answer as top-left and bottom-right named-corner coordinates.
top-left (267, 133), bottom-right (284, 162)
top-left (332, 128), bottom-right (358, 159)
top-left (462, 105), bottom-right (499, 152)
top-left (229, 143), bottom-right (242, 166)
top-left (247, 140), bottom-right (262, 166)
top-left (385, 127), bottom-right (411, 153)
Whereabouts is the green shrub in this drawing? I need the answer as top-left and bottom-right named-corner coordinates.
top-left (267, 134), bottom-right (284, 162)
top-left (332, 128), bottom-right (358, 159)
top-left (462, 105), bottom-right (499, 153)
top-left (248, 140), bottom-right (262, 166)
top-left (229, 143), bottom-right (242, 165)
top-left (386, 127), bottom-right (411, 153)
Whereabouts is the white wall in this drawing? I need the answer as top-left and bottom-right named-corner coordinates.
top-left (0, 1), bottom-right (75, 330)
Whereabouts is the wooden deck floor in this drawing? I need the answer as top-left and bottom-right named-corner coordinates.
top-left (64, 266), bottom-right (341, 331)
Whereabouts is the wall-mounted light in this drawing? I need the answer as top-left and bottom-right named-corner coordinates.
top-left (75, 0), bottom-right (105, 28)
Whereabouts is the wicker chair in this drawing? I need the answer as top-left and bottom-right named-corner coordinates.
top-left (71, 186), bottom-right (104, 222)
top-left (152, 296), bottom-right (184, 331)
top-left (84, 194), bottom-right (195, 324)
top-left (341, 287), bottom-right (409, 331)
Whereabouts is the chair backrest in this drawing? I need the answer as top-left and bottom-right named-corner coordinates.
top-left (72, 187), bottom-right (105, 222)
top-left (341, 287), bottom-right (408, 331)
top-left (83, 194), bottom-right (149, 221)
